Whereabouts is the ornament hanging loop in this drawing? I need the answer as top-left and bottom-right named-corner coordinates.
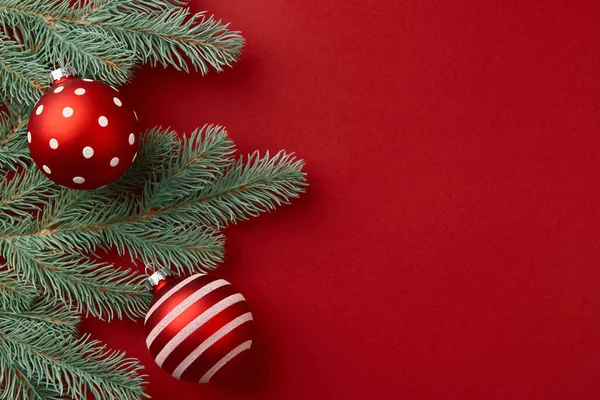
top-left (144, 264), bottom-right (155, 277)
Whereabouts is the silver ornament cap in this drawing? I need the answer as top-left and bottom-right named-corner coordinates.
top-left (47, 66), bottom-right (76, 84)
top-left (146, 268), bottom-right (170, 290)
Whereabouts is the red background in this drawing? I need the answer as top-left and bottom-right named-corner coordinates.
top-left (82, 1), bottom-right (600, 399)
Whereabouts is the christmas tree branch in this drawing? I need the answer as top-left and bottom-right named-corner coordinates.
top-left (41, 23), bottom-right (134, 84)
top-left (85, 2), bottom-right (244, 73)
top-left (0, 270), bottom-right (35, 313)
top-left (0, 0), bottom-right (134, 88)
top-left (161, 150), bottom-right (308, 228)
top-left (3, 190), bottom-right (225, 275)
top-left (0, 323), bottom-right (146, 400)
top-left (104, 219), bottom-right (225, 274)
top-left (0, 359), bottom-right (62, 400)
top-left (0, 1), bottom-right (283, 398)
top-left (0, 242), bottom-right (149, 320)
top-left (0, 109), bottom-right (32, 170)
top-left (142, 125), bottom-right (235, 207)
top-left (0, 123), bottom-right (306, 316)
top-left (0, 0), bottom-right (243, 106)
top-left (0, 169), bottom-right (57, 231)
top-left (0, 300), bottom-right (79, 339)
top-left (0, 301), bottom-right (116, 399)
top-left (0, 34), bottom-right (46, 106)
top-left (107, 126), bottom-right (180, 192)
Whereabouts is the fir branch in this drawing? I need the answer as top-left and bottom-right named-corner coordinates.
top-left (105, 126), bottom-right (179, 192)
top-left (1, 359), bottom-right (33, 400)
top-left (34, 196), bottom-right (223, 271)
top-left (0, 34), bottom-right (46, 106)
top-left (0, 359), bottom-right (64, 400)
top-left (40, 22), bottom-right (134, 84)
top-left (0, 325), bottom-right (146, 400)
top-left (0, 300), bottom-right (80, 338)
top-left (0, 110), bottom-right (30, 170)
top-left (0, 0), bottom-right (134, 87)
top-left (0, 301), bottom-right (81, 399)
top-left (0, 243), bottom-right (150, 320)
top-left (40, 198), bottom-right (225, 275)
top-left (142, 124), bottom-right (235, 208)
top-left (82, 0), bottom-right (187, 14)
top-left (0, 270), bottom-right (35, 313)
top-left (105, 218), bottom-right (224, 274)
top-left (0, 0), bottom-right (243, 101)
top-left (84, 3), bottom-right (244, 73)
top-left (159, 151), bottom-right (308, 229)
top-left (0, 168), bottom-right (57, 231)
top-left (0, 1), bottom-right (284, 399)
top-left (28, 191), bottom-right (224, 274)
top-left (0, 120), bottom-right (306, 316)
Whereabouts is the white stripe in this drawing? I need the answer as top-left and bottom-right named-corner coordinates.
top-left (199, 340), bottom-right (252, 383)
top-left (145, 274), bottom-right (204, 323)
top-left (171, 312), bottom-right (253, 379)
top-left (146, 279), bottom-right (230, 347)
top-left (155, 295), bottom-right (247, 367)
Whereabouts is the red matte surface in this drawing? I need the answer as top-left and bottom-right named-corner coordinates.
top-left (81, 1), bottom-right (600, 399)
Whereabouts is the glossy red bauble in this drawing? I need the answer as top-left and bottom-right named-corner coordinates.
top-left (28, 74), bottom-right (139, 189)
top-left (145, 273), bottom-right (253, 383)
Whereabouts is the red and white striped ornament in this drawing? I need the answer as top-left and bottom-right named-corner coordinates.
top-left (144, 271), bottom-right (253, 383)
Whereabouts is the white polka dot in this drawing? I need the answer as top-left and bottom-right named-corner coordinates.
top-left (128, 133), bottom-right (135, 145)
top-left (83, 146), bottom-right (94, 158)
top-left (73, 176), bottom-right (85, 184)
top-left (98, 116), bottom-right (108, 127)
top-left (133, 111), bottom-right (138, 121)
top-left (36, 105), bottom-right (44, 115)
top-left (113, 97), bottom-right (122, 107)
top-left (83, 78), bottom-right (93, 82)
top-left (49, 138), bottom-right (58, 149)
top-left (74, 88), bottom-right (86, 95)
top-left (111, 86), bottom-right (119, 92)
top-left (132, 153), bottom-right (137, 162)
top-left (53, 86), bottom-right (64, 93)
top-left (27, 131), bottom-right (31, 143)
top-left (110, 157), bottom-right (119, 167)
top-left (62, 107), bottom-right (74, 118)
top-left (42, 165), bottom-right (51, 174)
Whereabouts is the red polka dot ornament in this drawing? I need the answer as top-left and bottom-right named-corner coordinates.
top-left (28, 67), bottom-right (139, 190)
